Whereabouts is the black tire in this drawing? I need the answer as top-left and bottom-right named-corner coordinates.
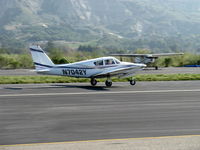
top-left (91, 78), bottom-right (97, 86)
top-left (105, 80), bottom-right (112, 87)
top-left (130, 79), bottom-right (136, 86)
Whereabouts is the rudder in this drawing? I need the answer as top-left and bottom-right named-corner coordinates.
top-left (29, 45), bottom-right (54, 70)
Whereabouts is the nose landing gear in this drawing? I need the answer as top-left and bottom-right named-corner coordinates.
top-left (129, 78), bottom-right (136, 86)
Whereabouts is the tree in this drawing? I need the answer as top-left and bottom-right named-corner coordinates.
top-left (135, 49), bottom-right (152, 54)
top-left (164, 58), bottom-right (172, 67)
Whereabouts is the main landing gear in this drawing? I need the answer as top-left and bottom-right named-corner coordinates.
top-left (105, 80), bottom-right (112, 87)
top-left (105, 76), bottom-right (112, 87)
top-left (90, 78), bottom-right (97, 86)
top-left (90, 78), bottom-right (113, 87)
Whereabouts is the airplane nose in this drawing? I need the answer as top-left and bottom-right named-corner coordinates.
top-left (140, 64), bottom-right (146, 68)
top-left (142, 64), bottom-right (147, 67)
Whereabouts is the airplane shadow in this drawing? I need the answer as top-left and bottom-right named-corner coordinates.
top-left (53, 84), bottom-right (123, 91)
top-left (3, 87), bottom-right (23, 90)
top-left (3, 84), bottom-right (121, 91)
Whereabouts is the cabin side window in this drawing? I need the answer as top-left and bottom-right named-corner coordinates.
top-left (105, 59), bottom-right (115, 65)
top-left (94, 60), bottom-right (103, 66)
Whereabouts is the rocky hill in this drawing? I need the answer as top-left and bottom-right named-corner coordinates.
top-left (1, 0), bottom-right (200, 53)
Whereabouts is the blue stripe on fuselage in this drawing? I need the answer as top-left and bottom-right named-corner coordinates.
top-left (30, 48), bottom-right (44, 53)
top-left (34, 62), bottom-right (53, 68)
top-left (34, 62), bottom-right (137, 70)
top-left (34, 62), bottom-right (93, 69)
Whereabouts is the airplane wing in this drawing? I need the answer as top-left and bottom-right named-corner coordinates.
top-left (110, 53), bottom-right (184, 58)
top-left (149, 53), bottom-right (184, 57)
top-left (92, 66), bottom-right (139, 78)
top-left (110, 54), bottom-right (149, 57)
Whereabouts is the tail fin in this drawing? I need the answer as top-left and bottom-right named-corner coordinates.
top-left (29, 45), bottom-right (54, 70)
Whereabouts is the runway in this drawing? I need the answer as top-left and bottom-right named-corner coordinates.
top-left (1, 81), bottom-right (200, 145)
top-left (1, 67), bottom-right (200, 76)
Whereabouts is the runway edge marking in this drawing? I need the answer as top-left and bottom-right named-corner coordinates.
top-left (1, 135), bottom-right (200, 147)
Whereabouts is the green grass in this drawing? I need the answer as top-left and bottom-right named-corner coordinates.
top-left (0, 74), bottom-right (200, 84)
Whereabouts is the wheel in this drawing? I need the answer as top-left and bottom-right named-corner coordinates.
top-left (90, 78), bottom-right (97, 86)
top-left (105, 80), bottom-right (112, 87)
top-left (130, 79), bottom-right (136, 86)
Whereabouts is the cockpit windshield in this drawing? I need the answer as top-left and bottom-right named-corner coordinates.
top-left (114, 58), bottom-right (121, 64)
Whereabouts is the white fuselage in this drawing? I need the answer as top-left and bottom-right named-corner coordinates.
top-left (38, 57), bottom-right (145, 78)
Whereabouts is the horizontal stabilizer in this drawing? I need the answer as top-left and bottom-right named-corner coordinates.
top-left (30, 69), bottom-right (50, 73)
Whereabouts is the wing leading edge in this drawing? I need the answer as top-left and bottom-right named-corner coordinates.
top-left (92, 65), bottom-right (144, 78)
top-left (110, 53), bottom-right (184, 58)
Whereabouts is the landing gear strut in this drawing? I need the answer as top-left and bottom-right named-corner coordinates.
top-left (105, 75), bottom-right (112, 87)
top-left (90, 78), bottom-right (97, 86)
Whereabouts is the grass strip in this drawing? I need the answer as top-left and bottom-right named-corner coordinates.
top-left (0, 74), bottom-right (200, 84)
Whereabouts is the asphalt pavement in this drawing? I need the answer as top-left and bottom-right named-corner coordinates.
top-left (0, 81), bottom-right (200, 146)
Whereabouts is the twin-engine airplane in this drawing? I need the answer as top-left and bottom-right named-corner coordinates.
top-left (111, 53), bottom-right (184, 70)
top-left (29, 45), bottom-right (146, 87)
